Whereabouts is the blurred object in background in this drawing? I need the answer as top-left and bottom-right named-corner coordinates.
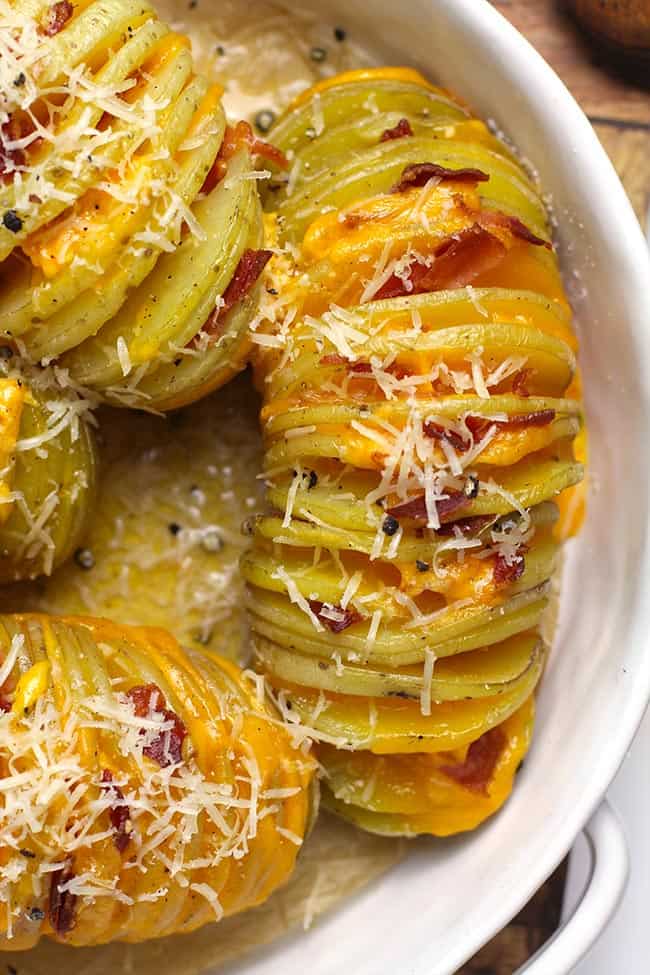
top-left (566, 0), bottom-right (650, 82)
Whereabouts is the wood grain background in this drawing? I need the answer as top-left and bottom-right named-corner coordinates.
top-left (459, 2), bottom-right (649, 972)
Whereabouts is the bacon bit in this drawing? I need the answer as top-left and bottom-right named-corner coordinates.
top-left (308, 600), bottom-right (363, 634)
top-left (218, 249), bottom-right (272, 320)
top-left (0, 117), bottom-right (26, 182)
top-left (380, 118), bottom-right (414, 142)
top-left (320, 353), bottom-right (348, 366)
top-left (48, 864), bottom-right (77, 935)
top-left (427, 225), bottom-right (506, 290)
top-left (512, 368), bottom-right (534, 398)
top-left (391, 162), bottom-right (489, 193)
top-left (387, 490), bottom-right (467, 522)
top-left (200, 158), bottom-right (227, 196)
top-left (440, 726), bottom-right (506, 794)
top-left (478, 210), bottom-right (552, 250)
top-left (435, 514), bottom-right (493, 537)
top-left (465, 409), bottom-right (556, 442)
top-left (0, 695), bottom-right (10, 713)
top-left (200, 121), bottom-right (288, 194)
top-left (100, 770), bottom-right (132, 853)
top-left (493, 551), bottom-right (526, 587)
top-left (126, 684), bottom-right (188, 768)
top-left (503, 409), bottom-right (556, 428)
top-left (506, 215), bottom-right (550, 248)
top-left (423, 420), bottom-right (469, 453)
top-left (342, 212), bottom-right (366, 229)
top-left (424, 410), bottom-right (554, 457)
top-left (350, 361), bottom-right (373, 373)
top-left (41, 1), bottom-right (73, 36)
top-left (191, 249), bottom-right (272, 346)
top-left (375, 225), bottom-right (506, 299)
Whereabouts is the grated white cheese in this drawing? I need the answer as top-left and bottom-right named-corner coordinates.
top-left (420, 649), bottom-right (437, 716)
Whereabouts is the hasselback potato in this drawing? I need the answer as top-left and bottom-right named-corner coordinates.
top-left (0, 0), bottom-right (277, 410)
top-left (0, 369), bottom-right (96, 583)
top-left (245, 68), bottom-right (585, 836)
top-left (0, 614), bottom-right (315, 949)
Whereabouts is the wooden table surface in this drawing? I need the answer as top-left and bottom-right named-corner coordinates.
top-left (459, 2), bottom-right (649, 972)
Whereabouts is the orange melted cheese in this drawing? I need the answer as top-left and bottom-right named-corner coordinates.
top-left (0, 379), bottom-right (26, 525)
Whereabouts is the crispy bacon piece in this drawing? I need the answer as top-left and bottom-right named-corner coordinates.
top-left (501, 409), bottom-right (556, 428)
top-left (391, 162), bottom-right (489, 193)
top-left (504, 409), bottom-right (550, 427)
top-left (126, 684), bottom-right (188, 768)
top-left (440, 726), bottom-right (506, 794)
top-left (218, 249), bottom-right (273, 321)
top-left (0, 117), bottom-right (26, 182)
top-left (0, 695), bottom-right (10, 713)
top-left (423, 420), bottom-right (469, 453)
top-left (349, 361), bottom-right (373, 373)
top-left (504, 215), bottom-right (550, 249)
top-left (201, 121), bottom-right (289, 195)
top-left (493, 551), bottom-right (526, 587)
top-left (435, 514), bottom-right (493, 537)
top-left (374, 204), bottom-right (550, 302)
top-left (478, 210), bottom-right (551, 250)
top-left (423, 411), bottom-right (555, 462)
top-left (422, 226), bottom-right (507, 291)
top-left (465, 409), bottom-right (556, 442)
top-left (320, 353), bottom-right (347, 366)
top-left (48, 864), bottom-right (77, 935)
top-left (387, 490), bottom-right (467, 522)
top-left (100, 770), bottom-right (132, 853)
top-left (380, 118), bottom-right (414, 142)
top-left (309, 600), bottom-right (363, 634)
top-left (192, 248), bottom-right (272, 345)
top-left (41, 1), bottom-right (73, 36)
top-left (512, 368), bottom-right (534, 398)
top-left (375, 225), bottom-right (507, 299)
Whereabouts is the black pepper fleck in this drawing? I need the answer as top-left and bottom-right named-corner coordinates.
top-left (465, 475), bottom-right (480, 498)
top-left (382, 515), bottom-right (399, 536)
top-left (20, 849), bottom-right (35, 858)
top-left (216, 44), bottom-right (225, 56)
top-left (194, 628), bottom-right (213, 646)
top-left (74, 548), bottom-right (95, 570)
top-left (168, 522), bottom-right (181, 536)
top-left (308, 470), bottom-right (318, 489)
top-left (310, 46), bottom-right (327, 62)
top-left (334, 26), bottom-right (346, 42)
top-left (416, 560), bottom-right (430, 573)
top-left (254, 109), bottom-right (276, 134)
top-left (27, 908), bottom-right (45, 922)
top-left (3, 210), bottom-right (22, 233)
top-left (0, 346), bottom-right (13, 359)
top-left (13, 72), bottom-right (26, 87)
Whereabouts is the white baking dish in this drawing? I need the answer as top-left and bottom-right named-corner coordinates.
top-left (211, 0), bottom-right (650, 972)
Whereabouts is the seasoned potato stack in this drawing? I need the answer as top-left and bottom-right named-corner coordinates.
top-left (0, 614), bottom-right (315, 948)
top-left (0, 371), bottom-right (96, 582)
top-left (245, 69), bottom-right (584, 836)
top-left (0, 0), bottom-right (277, 410)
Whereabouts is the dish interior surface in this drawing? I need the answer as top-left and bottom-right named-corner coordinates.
top-left (3, 1), bottom-right (650, 973)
